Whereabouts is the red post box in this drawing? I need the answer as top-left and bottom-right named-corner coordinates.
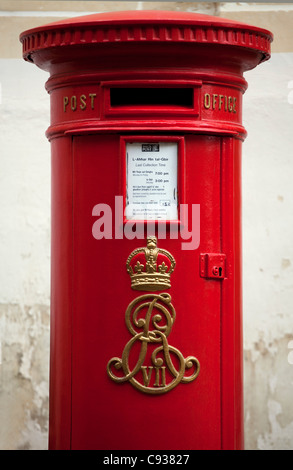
top-left (20, 11), bottom-right (272, 451)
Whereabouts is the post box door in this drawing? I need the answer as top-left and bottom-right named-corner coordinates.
top-left (67, 132), bottom-right (231, 450)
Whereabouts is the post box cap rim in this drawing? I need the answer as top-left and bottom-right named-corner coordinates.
top-left (19, 9), bottom-right (273, 42)
top-left (19, 10), bottom-right (273, 66)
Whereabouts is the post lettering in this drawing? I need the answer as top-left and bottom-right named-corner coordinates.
top-left (63, 96), bottom-right (69, 112)
top-left (89, 93), bottom-right (97, 109)
top-left (62, 92), bottom-right (97, 112)
top-left (71, 95), bottom-right (77, 111)
top-left (80, 94), bottom-right (87, 110)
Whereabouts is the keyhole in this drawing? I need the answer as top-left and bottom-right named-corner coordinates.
top-left (218, 267), bottom-right (222, 277)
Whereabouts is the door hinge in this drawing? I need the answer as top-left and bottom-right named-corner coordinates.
top-left (200, 253), bottom-right (226, 279)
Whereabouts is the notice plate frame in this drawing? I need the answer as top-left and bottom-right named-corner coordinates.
top-left (120, 135), bottom-right (185, 226)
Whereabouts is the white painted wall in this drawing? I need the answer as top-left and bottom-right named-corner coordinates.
top-left (243, 53), bottom-right (293, 347)
top-left (242, 52), bottom-right (293, 449)
top-left (0, 59), bottom-right (50, 449)
top-left (0, 60), bottom-right (50, 306)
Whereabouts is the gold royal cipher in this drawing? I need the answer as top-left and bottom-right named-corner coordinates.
top-left (107, 237), bottom-right (200, 394)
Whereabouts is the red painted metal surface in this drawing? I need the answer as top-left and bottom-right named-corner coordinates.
top-left (20, 11), bottom-right (272, 450)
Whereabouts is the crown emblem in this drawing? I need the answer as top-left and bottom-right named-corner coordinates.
top-left (126, 237), bottom-right (176, 291)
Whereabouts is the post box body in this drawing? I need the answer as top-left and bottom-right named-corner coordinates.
top-left (20, 11), bottom-right (272, 450)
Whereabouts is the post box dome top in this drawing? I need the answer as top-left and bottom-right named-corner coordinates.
top-left (20, 10), bottom-right (273, 68)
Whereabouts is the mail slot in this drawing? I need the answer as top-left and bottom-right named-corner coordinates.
top-left (20, 10), bottom-right (273, 450)
top-left (110, 87), bottom-right (194, 107)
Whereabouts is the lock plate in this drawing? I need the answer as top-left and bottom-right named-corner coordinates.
top-left (200, 253), bottom-right (226, 279)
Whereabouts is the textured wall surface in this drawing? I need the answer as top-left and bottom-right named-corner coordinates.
top-left (0, 1), bottom-right (292, 450)
top-left (0, 59), bottom-right (50, 449)
top-left (242, 52), bottom-right (293, 449)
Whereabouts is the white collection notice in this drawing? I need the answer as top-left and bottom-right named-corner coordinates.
top-left (125, 142), bottom-right (178, 220)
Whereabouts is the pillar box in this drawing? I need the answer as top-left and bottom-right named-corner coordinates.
top-left (20, 11), bottom-right (272, 451)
